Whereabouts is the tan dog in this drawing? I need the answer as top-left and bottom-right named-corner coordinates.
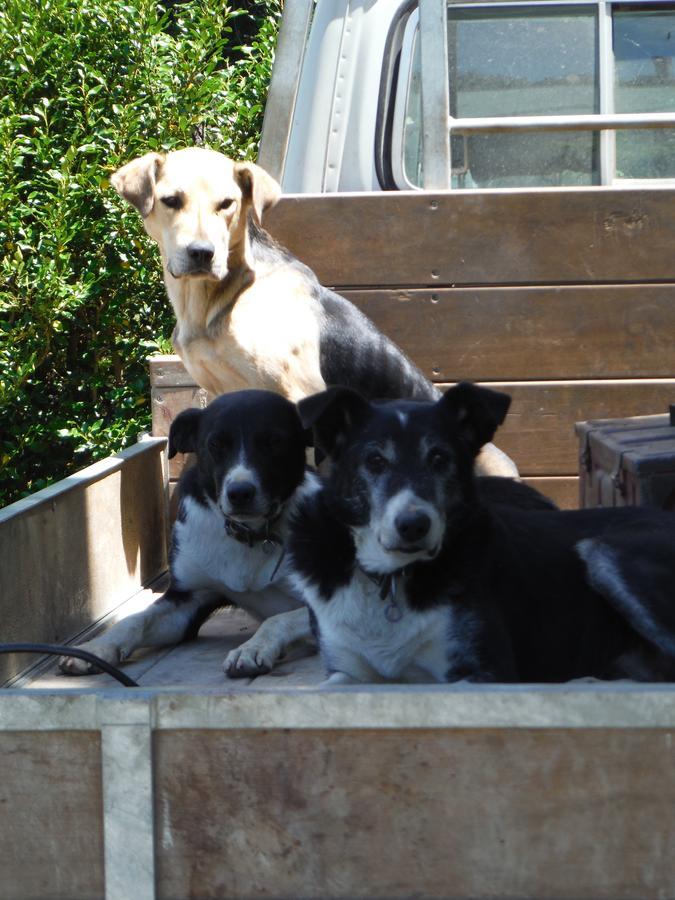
top-left (112, 146), bottom-right (517, 476)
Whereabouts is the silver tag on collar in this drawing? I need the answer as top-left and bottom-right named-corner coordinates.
top-left (262, 539), bottom-right (276, 555)
top-left (385, 600), bottom-right (404, 623)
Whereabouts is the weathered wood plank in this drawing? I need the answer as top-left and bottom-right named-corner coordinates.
top-left (151, 383), bottom-right (210, 480)
top-left (149, 354), bottom-right (201, 388)
top-left (155, 727), bottom-right (675, 899)
top-left (266, 189), bottom-right (675, 287)
top-left (0, 731), bottom-right (104, 899)
top-left (523, 476), bottom-right (579, 509)
top-left (0, 441), bottom-right (168, 684)
top-left (342, 285), bottom-right (675, 382)
top-left (489, 380), bottom-right (675, 476)
top-left (148, 360), bottom-right (675, 478)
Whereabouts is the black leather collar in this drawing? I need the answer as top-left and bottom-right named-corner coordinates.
top-left (223, 508), bottom-right (286, 580)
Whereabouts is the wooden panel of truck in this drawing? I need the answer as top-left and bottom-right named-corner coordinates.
top-left (341, 285), bottom-right (675, 383)
top-left (150, 382), bottom-right (210, 480)
top-left (492, 379), bottom-right (675, 475)
top-left (0, 440), bottom-right (168, 684)
top-left (0, 730), bottom-right (104, 899)
top-left (154, 727), bottom-right (675, 900)
top-left (266, 189), bottom-right (675, 288)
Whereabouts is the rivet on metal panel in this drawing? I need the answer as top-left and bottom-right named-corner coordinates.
top-left (431, 270), bottom-right (440, 279)
top-left (431, 294), bottom-right (439, 304)
top-left (430, 200), bottom-right (438, 210)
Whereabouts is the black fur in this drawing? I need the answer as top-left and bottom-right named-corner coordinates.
top-left (291, 383), bottom-right (675, 683)
top-left (169, 389), bottom-right (307, 514)
top-left (248, 218), bottom-right (438, 403)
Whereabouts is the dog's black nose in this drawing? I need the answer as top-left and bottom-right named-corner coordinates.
top-left (187, 240), bottom-right (215, 267)
top-left (395, 509), bottom-right (431, 543)
top-left (226, 481), bottom-right (256, 508)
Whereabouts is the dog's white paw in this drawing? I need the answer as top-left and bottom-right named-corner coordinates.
top-left (223, 639), bottom-right (281, 679)
top-left (320, 671), bottom-right (361, 687)
top-left (59, 640), bottom-right (123, 676)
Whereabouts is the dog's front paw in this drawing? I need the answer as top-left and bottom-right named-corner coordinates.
top-left (320, 671), bottom-right (361, 687)
top-left (59, 640), bottom-right (123, 676)
top-left (223, 640), bottom-right (281, 679)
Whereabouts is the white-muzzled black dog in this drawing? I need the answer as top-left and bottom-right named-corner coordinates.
top-left (60, 390), bottom-right (316, 678)
top-left (290, 383), bottom-right (675, 685)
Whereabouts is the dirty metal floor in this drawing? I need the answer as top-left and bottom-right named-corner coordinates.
top-left (25, 576), bottom-right (323, 691)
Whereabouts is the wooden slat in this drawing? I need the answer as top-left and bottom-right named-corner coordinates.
top-left (485, 379), bottom-right (675, 476)
top-left (341, 285), bottom-right (675, 382)
top-left (146, 360), bottom-right (675, 478)
top-left (266, 189), bottom-right (675, 287)
top-left (0, 731), bottom-right (104, 899)
top-left (151, 384), bottom-right (210, 480)
top-left (148, 354), bottom-right (202, 388)
top-left (156, 728), bottom-right (675, 899)
top-left (523, 477), bottom-right (579, 510)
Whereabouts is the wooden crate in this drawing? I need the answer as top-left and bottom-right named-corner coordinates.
top-left (577, 412), bottom-right (675, 509)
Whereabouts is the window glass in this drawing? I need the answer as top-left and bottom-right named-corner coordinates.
top-left (447, 7), bottom-right (598, 118)
top-left (403, 6), bottom-right (599, 188)
top-left (614, 9), bottom-right (675, 178)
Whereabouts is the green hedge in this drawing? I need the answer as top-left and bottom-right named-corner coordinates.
top-left (0, 0), bottom-right (280, 507)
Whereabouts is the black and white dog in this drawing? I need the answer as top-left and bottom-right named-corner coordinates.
top-left (291, 383), bottom-right (675, 684)
top-left (60, 390), bottom-right (316, 678)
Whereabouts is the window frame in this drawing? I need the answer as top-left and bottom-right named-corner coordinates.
top-left (388, 0), bottom-right (675, 189)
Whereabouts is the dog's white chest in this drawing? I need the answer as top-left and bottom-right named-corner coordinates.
top-left (173, 276), bottom-right (327, 402)
top-left (172, 498), bottom-right (285, 594)
top-left (303, 572), bottom-right (451, 682)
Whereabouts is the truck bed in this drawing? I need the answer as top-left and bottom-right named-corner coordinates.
top-left (25, 576), bottom-right (324, 691)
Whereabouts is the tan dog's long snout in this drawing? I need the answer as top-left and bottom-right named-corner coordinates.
top-left (111, 147), bottom-right (281, 284)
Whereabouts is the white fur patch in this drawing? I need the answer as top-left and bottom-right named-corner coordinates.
top-left (292, 568), bottom-right (453, 683)
top-left (352, 488), bottom-right (443, 574)
top-left (577, 538), bottom-right (675, 657)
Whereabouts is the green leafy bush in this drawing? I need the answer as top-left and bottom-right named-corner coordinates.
top-left (0, 0), bottom-right (280, 506)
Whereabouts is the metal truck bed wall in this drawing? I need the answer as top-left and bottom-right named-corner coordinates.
top-left (0, 438), bottom-right (169, 686)
top-left (3, 685), bottom-right (675, 900)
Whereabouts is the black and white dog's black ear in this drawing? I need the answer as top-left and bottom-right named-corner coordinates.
top-left (168, 408), bottom-right (203, 459)
top-left (297, 387), bottom-right (370, 457)
top-left (438, 382), bottom-right (511, 455)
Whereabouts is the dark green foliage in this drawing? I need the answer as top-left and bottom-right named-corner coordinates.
top-left (0, 0), bottom-right (280, 506)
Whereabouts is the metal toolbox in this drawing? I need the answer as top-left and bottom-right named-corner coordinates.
top-left (576, 409), bottom-right (675, 509)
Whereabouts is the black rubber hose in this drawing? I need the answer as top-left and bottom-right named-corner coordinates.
top-left (0, 643), bottom-right (139, 688)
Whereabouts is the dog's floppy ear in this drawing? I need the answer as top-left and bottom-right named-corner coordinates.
top-left (110, 152), bottom-right (164, 217)
top-left (168, 408), bottom-right (202, 459)
top-left (438, 382), bottom-right (511, 455)
top-left (298, 387), bottom-right (370, 457)
top-left (234, 161), bottom-right (281, 224)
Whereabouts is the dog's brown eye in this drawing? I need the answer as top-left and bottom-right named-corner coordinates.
top-left (365, 452), bottom-right (387, 474)
top-left (161, 195), bottom-right (183, 210)
top-left (218, 198), bottom-right (235, 211)
top-left (428, 448), bottom-right (449, 470)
